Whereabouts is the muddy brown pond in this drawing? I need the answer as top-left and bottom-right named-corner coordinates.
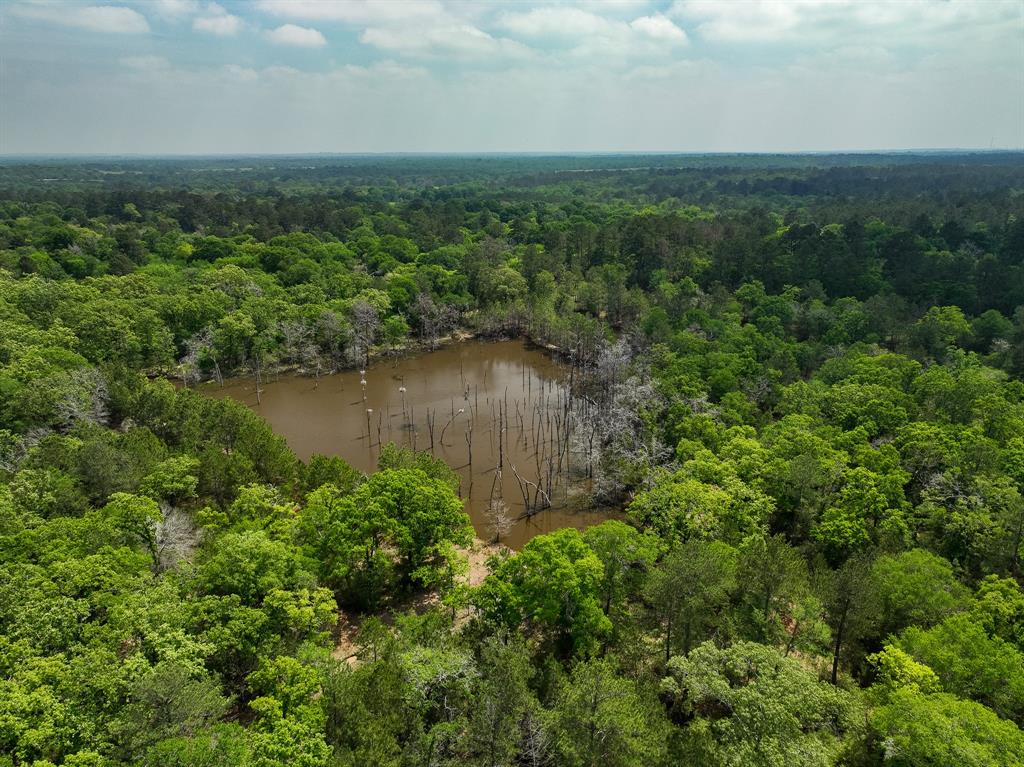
top-left (201, 339), bottom-right (614, 548)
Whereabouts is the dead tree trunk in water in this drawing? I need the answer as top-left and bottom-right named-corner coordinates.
top-left (498, 403), bottom-right (505, 471)
top-left (252, 353), bottom-right (264, 405)
top-left (509, 462), bottom-right (551, 516)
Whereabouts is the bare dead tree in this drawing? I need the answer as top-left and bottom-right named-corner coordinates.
top-left (509, 461), bottom-right (551, 515)
top-left (178, 340), bottom-right (201, 388)
top-left (350, 299), bottom-right (380, 368)
top-left (0, 430), bottom-right (28, 474)
top-left (179, 327), bottom-right (225, 386)
top-left (412, 291), bottom-right (441, 350)
top-left (595, 337), bottom-right (631, 406)
top-left (411, 292), bottom-right (460, 350)
top-left (192, 327), bottom-right (224, 385)
top-left (302, 343), bottom-right (323, 386)
top-left (484, 497), bottom-right (513, 544)
top-left (280, 319), bottom-right (312, 367)
top-left (439, 407), bottom-right (465, 447)
top-left (519, 709), bottom-right (552, 767)
top-left (557, 337), bottom-right (674, 506)
top-left (154, 506), bottom-right (199, 573)
top-left (316, 308), bottom-right (350, 371)
top-left (56, 368), bottom-right (109, 429)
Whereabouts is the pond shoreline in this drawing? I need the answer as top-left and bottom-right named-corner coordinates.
top-left (171, 328), bottom-right (571, 386)
top-left (197, 337), bottom-right (615, 548)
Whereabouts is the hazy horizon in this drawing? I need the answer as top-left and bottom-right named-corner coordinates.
top-left (4, 148), bottom-right (1023, 160)
top-left (2, 0), bottom-right (1022, 155)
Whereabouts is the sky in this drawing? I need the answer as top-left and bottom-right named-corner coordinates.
top-left (1, 0), bottom-right (1022, 154)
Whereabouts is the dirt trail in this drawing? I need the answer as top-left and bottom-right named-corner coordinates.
top-left (467, 538), bottom-right (504, 586)
top-left (332, 538), bottom-right (506, 665)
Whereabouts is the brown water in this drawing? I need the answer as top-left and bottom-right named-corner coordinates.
top-left (202, 339), bottom-right (613, 548)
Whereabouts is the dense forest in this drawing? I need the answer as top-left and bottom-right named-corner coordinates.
top-left (2, 153), bottom-right (1024, 766)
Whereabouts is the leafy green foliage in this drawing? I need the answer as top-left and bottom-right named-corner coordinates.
top-left (647, 540), bottom-right (738, 661)
top-left (3, 155), bottom-right (1024, 764)
top-left (550, 658), bottom-right (667, 767)
top-left (627, 467), bottom-right (771, 545)
top-left (663, 642), bottom-right (863, 766)
top-left (870, 549), bottom-right (969, 638)
top-left (298, 467), bottom-right (471, 609)
top-left (894, 613), bottom-right (1024, 723)
top-left (870, 688), bottom-right (1024, 767)
top-left (475, 528), bottom-right (611, 656)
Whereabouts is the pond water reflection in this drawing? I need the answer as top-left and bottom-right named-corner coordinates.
top-left (202, 339), bottom-right (614, 548)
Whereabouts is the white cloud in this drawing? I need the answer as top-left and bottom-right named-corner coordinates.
top-left (670, 0), bottom-right (1022, 45)
top-left (4, 0), bottom-right (1021, 153)
top-left (669, 0), bottom-right (806, 43)
top-left (360, 23), bottom-right (531, 60)
top-left (629, 15), bottom-right (687, 44)
top-left (497, 6), bottom-right (686, 58)
top-left (255, 0), bottom-right (445, 24)
top-left (150, 0), bottom-right (200, 19)
top-left (10, 2), bottom-right (150, 33)
top-left (499, 7), bottom-right (613, 39)
top-left (266, 23), bottom-right (327, 47)
top-left (576, 0), bottom-right (652, 10)
top-left (192, 2), bottom-right (242, 36)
